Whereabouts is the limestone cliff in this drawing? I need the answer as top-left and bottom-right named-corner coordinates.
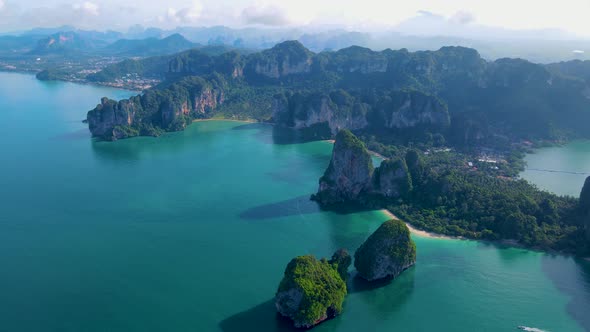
top-left (379, 90), bottom-right (450, 130)
top-left (246, 41), bottom-right (313, 79)
top-left (314, 130), bottom-right (374, 204)
top-left (275, 252), bottom-right (348, 329)
top-left (87, 76), bottom-right (223, 140)
top-left (272, 90), bottom-right (369, 135)
top-left (273, 89), bottom-right (450, 136)
top-left (372, 158), bottom-right (413, 199)
top-left (87, 97), bottom-right (142, 141)
top-left (354, 219), bottom-right (416, 281)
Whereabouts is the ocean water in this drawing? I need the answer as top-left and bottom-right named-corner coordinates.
top-left (0, 72), bottom-right (589, 332)
top-left (521, 141), bottom-right (590, 197)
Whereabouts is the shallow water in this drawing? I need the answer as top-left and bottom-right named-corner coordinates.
top-left (0, 72), bottom-right (589, 332)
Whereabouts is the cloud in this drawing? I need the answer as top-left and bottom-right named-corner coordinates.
top-left (0, 0), bottom-right (4, 11)
top-left (450, 11), bottom-right (476, 25)
top-left (72, 2), bottom-right (100, 16)
top-left (241, 5), bottom-right (291, 26)
top-left (165, 1), bottom-right (203, 24)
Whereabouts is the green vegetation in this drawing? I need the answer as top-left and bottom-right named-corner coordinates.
top-left (276, 254), bottom-right (348, 328)
top-left (328, 249), bottom-right (352, 281)
top-left (36, 68), bottom-right (67, 81)
top-left (385, 150), bottom-right (588, 253)
top-left (354, 219), bottom-right (416, 281)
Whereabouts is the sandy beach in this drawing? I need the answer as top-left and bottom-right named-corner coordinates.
top-left (380, 209), bottom-right (458, 240)
top-left (193, 118), bottom-right (257, 123)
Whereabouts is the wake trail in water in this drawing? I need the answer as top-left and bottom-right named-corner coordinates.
top-left (517, 326), bottom-right (549, 332)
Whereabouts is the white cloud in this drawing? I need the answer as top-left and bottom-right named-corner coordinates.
top-left (166, 1), bottom-right (203, 24)
top-left (0, 0), bottom-right (5, 11)
top-left (240, 5), bottom-right (291, 26)
top-left (450, 11), bottom-right (475, 25)
top-left (73, 2), bottom-right (100, 16)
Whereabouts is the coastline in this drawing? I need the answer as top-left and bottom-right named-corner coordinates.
top-left (0, 70), bottom-right (144, 92)
top-left (380, 209), bottom-right (459, 240)
top-left (193, 118), bottom-right (258, 124)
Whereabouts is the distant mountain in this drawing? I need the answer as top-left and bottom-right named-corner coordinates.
top-left (86, 44), bottom-right (247, 82)
top-left (0, 35), bottom-right (44, 54)
top-left (30, 31), bottom-right (105, 55)
top-left (3, 25), bottom-right (590, 63)
top-left (547, 60), bottom-right (590, 84)
top-left (102, 34), bottom-right (197, 56)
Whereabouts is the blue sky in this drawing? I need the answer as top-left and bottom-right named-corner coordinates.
top-left (0, 0), bottom-right (589, 37)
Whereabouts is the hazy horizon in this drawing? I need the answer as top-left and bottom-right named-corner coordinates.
top-left (0, 0), bottom-right (589, 41)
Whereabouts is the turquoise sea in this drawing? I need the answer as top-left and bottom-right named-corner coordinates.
top-left (522, 141), bottom-right (590, 197)
top-left (0, 72), bottom-right (589, 332)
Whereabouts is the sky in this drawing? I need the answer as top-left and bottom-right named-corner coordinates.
top-left (0, 0), bottom-right (589, 38)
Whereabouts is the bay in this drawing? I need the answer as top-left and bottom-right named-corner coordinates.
top-left (0, 72), bottom-right (589, 332)
top-left (521, 141), bottom-right (590, 197)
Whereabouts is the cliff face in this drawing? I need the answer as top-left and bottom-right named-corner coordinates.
top-left (272, 91), bottom-right (369, 135)
top-left (373, 158), bottom-right (412, 199)
top-left (275, 253), bottom-right (348, 329)
top-left (87, 97), bottom-right (141, 140)
top-left (314, 130), bottom-right (374, 204)
top-left (87, 76), bottom-right (223, 140)
top-left (273, 89), bottom-right (450, 136)
top-left (381, 91), bottom-right (450, 129)
top-left (314, 130), bottom-right (421, 205)
top-left (246, 41), bottom-right (313, 79)
top-left (354, 219), bottom-right (416, 281)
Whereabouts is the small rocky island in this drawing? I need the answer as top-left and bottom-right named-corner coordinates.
top-left (275, 250), bottom-right (351, 329)
top-left (355, 219), bottom-right (417, 281)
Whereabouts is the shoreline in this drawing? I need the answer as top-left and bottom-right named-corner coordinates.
top-left (380, 209), bottom-right (459, 240)
top-left (193, 118), bottom-right (258, 124)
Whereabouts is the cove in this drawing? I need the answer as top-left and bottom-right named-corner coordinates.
top-left (0, 72), bottom-right (589, 332)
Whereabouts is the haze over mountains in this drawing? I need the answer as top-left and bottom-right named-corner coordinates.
top-left (0, 22), bottom-right (589, 63)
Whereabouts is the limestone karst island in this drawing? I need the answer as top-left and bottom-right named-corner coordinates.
top-left (1, 1), bottom-right (590, 331)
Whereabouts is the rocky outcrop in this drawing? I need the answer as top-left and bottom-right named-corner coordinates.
top-left (314, 130), bottom-right (421, 206)
top-left (272, 90), bottom-right (369, 135)
top-left (314, 130), bottom-right (374, 204)
top-left (273, 89), bottom-right (450, 136)
top-left (373, 158), bottom-right (412, 199)
top-left (87, 97), bottom-right (141, 140)
top-left (354, 219), bottom-right (416, 281)
top-left (87, 76), bottom-right (223, 140)
top-left (379, 90), bottom-right (450, 129)
top-left (275, 252), bottom-right (349, 329)
top-left (246, 41), bottom-right (313, 79)
top-left (329, 249), bottom-right (352, 281)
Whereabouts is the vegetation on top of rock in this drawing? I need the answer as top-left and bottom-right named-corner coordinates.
top-left (36, 68), bottom-right (66, 81)
top-left (354, 219), bottom-right (417, 281)
top-left (328, 249), bottom-right (352, 281)
top-left (275, 253), bottom-right (348, 329)
top-left (84, 40), bottom-right (590, 147)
